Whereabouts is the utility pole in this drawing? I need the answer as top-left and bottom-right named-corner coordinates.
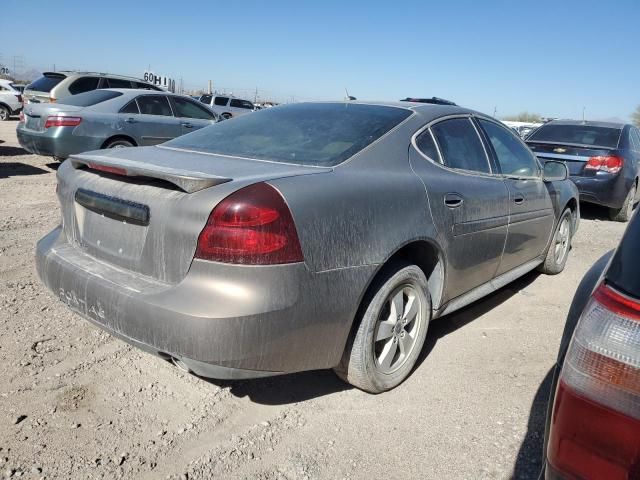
top-left (493, 106), bottom-right (497, 118)
top-left (208, 80), bottom-right (212, 95)
top-left (582, 106), bottom-right (586, 122)
top-left (254, 87), bottom-right (258, 103)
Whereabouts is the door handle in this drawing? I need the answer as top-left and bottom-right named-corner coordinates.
top-left (124, 117), bottom-right (136, 124)
top-left (514, 194), bottom-right (525, 205)
top-left (181, 122), bottom-right (193, 128)
top-left (444, 193), bottom-right (464, 208)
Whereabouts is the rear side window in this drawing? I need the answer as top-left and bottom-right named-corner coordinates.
top-left (57, 90), bottom-right (123, 107)
top-left (630, 129), bottom-right (640, 152)
top-left (137, 95), bottom-right (173, 116)
top-left (230, 99), bottom-right (254, 109)
top-left (27, 74), bottom-right (65, 93)
top-left (106, 78), bottom-right (133, 89)
top-left (415, 130), bottom-right (441, 162)
top-left (172, 97), bottom-right (215, 120)
top-left (479, 119), bottom-right (539, 177)
top-left (68, 77), bottom-right (100, 95)
top-left (214, 96), bottom-right (228, 106)
top-left (120, 99), bottom-right (140, 114)
top-left (528, 124), bottom-right (622, 148)
top-left (431, 118), bottom-right (490, 173)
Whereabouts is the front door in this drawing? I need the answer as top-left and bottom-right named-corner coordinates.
top-left (169, 96), bottom-right (217, 136)
top-left (131, 95), bottom-right (182, 146)
top-left (476, 118), bottom-right (555, 275)
top-left (410, 116), bottom-right (510, 302)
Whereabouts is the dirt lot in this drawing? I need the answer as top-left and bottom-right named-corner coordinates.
top-left (0, 119), bottom-right (628, 480)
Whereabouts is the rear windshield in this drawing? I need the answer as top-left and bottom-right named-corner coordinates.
top-left (528, 124), bottom-right (621, 148)
top-left (58, 90), bottom-right (123, 107)
top-left (165, 103), bottom-right (412, 166)
top-left (27, 74), bottom-right (65, 93)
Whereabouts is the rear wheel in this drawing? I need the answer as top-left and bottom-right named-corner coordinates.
top-left (538, 208), bottom-right (572, 275)
top-left (609, 184), bottom-right (636, 223)
top-left (103, 138), bottom-right (134, 149)
top-left (334, 263), bottom-right (430, 393)
top-left (220, 112), bottom-right (232, 120)
top-left (0, 106), bottom-right (10, 121)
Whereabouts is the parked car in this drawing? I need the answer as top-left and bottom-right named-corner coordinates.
top-left (10, 84), bottom-right (27, 93)
top-left (0, 79), bottom-right (23, 121)
top-left (23, 71), bottom-right (162, 105)
top-left (198, 94), bottom-right (255, 119)
top-left (541, 208), bottom-right (640, 479)
top-left (35, 102), bottom-right (579, 393)
top-left (17, 89), bottom-right (217, 160)
top-left (527, 120), bottom-right (640, 222)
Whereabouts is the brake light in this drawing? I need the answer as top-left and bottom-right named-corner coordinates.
top-left (548, 283), bottom-right (640, 479)
top-left (44, 116), bottom-right (82, 128)
top-left (15, 94), bottom-right (22, 103)
top-left (585, 155), bottom-right (623, 174)
top-left (19, 111), bottom-right (24, 123)
top-left (49, 97), bottom-right (56, 103)
top-left (86, 163), bottom-right (127, 176)
top-left (195, 182), bottom-right (303, 265)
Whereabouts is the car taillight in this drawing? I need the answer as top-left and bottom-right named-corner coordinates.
top-left (19, 111), bottom-right (24, 123)
top-left (15, 94), bottom-right (22, 103)
top-left (44, 116), bottom-right (82, 128)
top-left (584, 155), bottom-right (623, 174)
top-left (195, 182), bottom-right (303, 265)
top-left (548, 283), bottom-right (640, 479)
top-left (49, 97), bottom-right (56, 103)
top-left (86, 163), bottom-right (127, 176)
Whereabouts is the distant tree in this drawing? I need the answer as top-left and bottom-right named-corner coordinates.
top-left (633, 105), bottom-right (640, 128)
top-left (503, 112), bottom-right (543, 123)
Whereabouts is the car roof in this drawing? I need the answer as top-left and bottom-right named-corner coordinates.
top-left (42, 71), bottom-right (153, 83)
top-left (546, 119), bottom-right (626, 128)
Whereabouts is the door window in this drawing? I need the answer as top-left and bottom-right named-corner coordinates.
top-left (478, 119), bottom-right (539, 177)
top-left (199, 94), bottom-right (212, 104)
top-left (136, 95), bottom-right (173, 116)
top-left (415, 129), bottom-right (441, 162)
top-left (120, 99), bottom-right (140, 114)
top-left (172, 97), bottom-right (215, 120)
top-left (230, 99), bottom-right (254, 109)
top-left (68, 77), bottom-right (100, 95)
top-left (430, 118), bottom-right (491, 173)
top-left (214, 96), bottom-right (229, 106)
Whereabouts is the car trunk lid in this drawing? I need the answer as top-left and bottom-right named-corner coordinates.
top-left (22, 104), bottom-right (84, 132)
top-left (57, 146), bottom-right (331, 283)
top-left (527, 142), bottom-right (616, 176)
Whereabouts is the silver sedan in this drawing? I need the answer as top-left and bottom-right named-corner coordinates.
top-left (17, 89), bottom-right (218, 160)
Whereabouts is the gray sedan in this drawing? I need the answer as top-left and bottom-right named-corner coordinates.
top-left (35, 101), bottom-right (579, 393)
top-left (17, 89), bottom-right (217, 160)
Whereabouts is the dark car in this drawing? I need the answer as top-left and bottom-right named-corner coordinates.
top-left (527, 120), bottom-right (640, 222)
top-left (35, 102), bottom-right (579, 393)
top-left (541, 209), bottom-right (640, 479)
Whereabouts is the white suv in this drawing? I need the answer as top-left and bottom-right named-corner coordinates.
top-left (0, 79), bottom-right (23, 121)
top-left (198, 94), bottom-right (255, 119)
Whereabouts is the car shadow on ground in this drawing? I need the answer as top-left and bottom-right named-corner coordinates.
top-left (45, 162), bottom-right (61, 171)
top-left (0, 145), bottom-right (31, 157)
top-left (511, 366), bottom-right (554, 479)
top-left (206, 270), bottom-right (542, 406)
top-left (0, 162), bottom-right (49, 178)
top-left (580, 201), bottom-right (640, 221)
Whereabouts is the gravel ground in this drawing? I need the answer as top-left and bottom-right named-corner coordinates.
top-left (0, 119), bottom-right (628, 480)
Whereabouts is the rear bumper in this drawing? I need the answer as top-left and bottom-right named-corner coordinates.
top-left (17, 124), bottom-right (101, 159)
top-left (570, 172), bottom-right (631, 209)
top-left (36, 226), bottom-right (373, 378)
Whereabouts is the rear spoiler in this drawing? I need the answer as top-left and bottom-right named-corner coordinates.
top-left (70, 154), bottom-right (232, 193)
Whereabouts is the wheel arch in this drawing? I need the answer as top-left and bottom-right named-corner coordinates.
top-left (101, 135), bottom-right (137, 149)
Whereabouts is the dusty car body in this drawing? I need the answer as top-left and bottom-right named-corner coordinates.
top-left (17, 89), bottom-right (217, 160)
top-left (35, 101), bottom-right (580, 392)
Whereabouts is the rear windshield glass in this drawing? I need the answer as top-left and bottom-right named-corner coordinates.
top-left (58, 90), bottom-right (123, 107)
top-left (165, 103), bottom-right (412, 166)
top-left (528, 124), bottom-right (621, 148)
top-left (27, 74), bottom-right (65, 93)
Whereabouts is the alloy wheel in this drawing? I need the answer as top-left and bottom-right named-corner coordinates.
top-left (554, 217), bottom-right (570, 264)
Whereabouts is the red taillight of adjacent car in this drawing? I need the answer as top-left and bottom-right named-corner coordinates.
top-left (548, 283), bottom-right (640, 479)
top-left (195, 182), bottom-right (303, 265)
top-left (584, 155), bottom-right (624, 174)
top-left (44, 116), bottom-right (82, 128)
top-left (18, 111), bottom-right (24, 123)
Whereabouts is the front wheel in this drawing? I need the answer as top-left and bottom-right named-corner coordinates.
top-left (609, 184), bottom-right (636, 223)
top-left (538, 209), bottom-right (572, 275)
top-left (0, 106), bottom-right (10, 121)
top-left (220, 113), bottom-right (232, 120)
top-left (334, 263), bottom-right (430, 393)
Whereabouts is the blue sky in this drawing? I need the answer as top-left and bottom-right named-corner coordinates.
top-left (3, 0), bottom-right (639, 121)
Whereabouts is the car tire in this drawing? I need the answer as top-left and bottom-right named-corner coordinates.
top-left (0, 105), bottom-right (10, 121)
top-left (538, 208), bottom-right (572, 275)
top-left (334, 262), bottom-right (430, 393)
top-left (609, 184), bottom-right (636, 223)
top-left (103, 138), bottom-right (134, 149)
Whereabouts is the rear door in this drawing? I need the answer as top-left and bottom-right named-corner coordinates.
top-left (124, 95), bottom-right (181, 146)
top-left (410, 116), bottom-right (510, 301)
top-left (169, 96), bottom-right (217, 135)
top-left (477, 118), bottom-right (555, 274)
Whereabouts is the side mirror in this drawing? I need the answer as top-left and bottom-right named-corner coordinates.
top-left (543, 160), bottom-right (568, 182)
